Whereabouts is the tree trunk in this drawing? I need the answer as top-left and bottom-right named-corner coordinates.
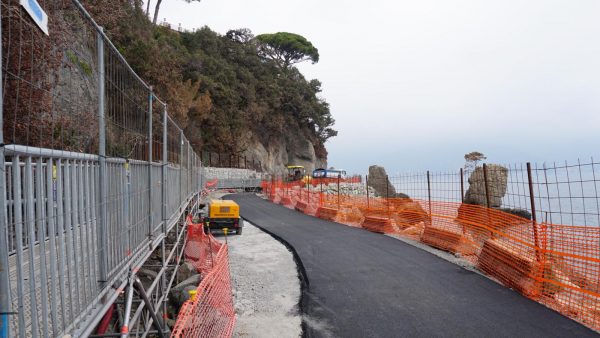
top-left (152, 0), bottom-right (163, 25)
top-left (146, 0), bottom-right (152, 16)
top-left (132, 0), bottom-right (141, 10)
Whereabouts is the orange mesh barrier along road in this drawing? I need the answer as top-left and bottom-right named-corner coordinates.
top-left (171, 216), bottom-right (236, 337)
top-left (263, 180), bottom-right (600, 332)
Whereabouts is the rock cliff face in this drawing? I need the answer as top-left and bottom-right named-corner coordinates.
top-left (241, 130), bottom-right (327, 175)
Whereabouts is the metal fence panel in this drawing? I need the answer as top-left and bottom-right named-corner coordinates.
top-left (1, 0), bottom-right (206, 336)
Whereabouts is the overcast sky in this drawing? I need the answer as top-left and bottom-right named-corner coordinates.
top-left (149, 0), bottom-right (600, 173)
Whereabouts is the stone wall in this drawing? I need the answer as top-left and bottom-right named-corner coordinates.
top-left (203, 167), bottom-right (265, 180)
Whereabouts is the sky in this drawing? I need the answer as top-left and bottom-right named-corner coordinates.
top-left (148, 0), bottom-right (600, 174)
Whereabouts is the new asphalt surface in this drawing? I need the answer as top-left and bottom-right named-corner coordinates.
top-left (229, 194), bottom-right (598, 338)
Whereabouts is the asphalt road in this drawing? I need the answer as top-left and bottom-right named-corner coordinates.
top-left (229, 194), bottom-right (598, 338)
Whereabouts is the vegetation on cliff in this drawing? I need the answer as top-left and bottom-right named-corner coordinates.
top-left (83, 1), bottom-right (336, 158)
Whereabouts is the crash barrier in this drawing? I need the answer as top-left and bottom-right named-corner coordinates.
top-left (263, 181), bottom-right (600, 332)
top-left (171, 216), bottom-right (236, 337)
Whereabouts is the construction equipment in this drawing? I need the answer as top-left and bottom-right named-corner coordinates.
top-left (287, 165), bottom-right (306, 182)
top-left (287, 165), bottom-right (314, 185)
top-left (204, 200), bottom-right (244, 235)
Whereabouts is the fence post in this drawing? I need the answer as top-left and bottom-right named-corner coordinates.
top-left (460, 168), bottom-right (464, 203)
top-left (427, 171), bottom-right (432, 218)
top-left (162, 107), bottom-right (168, 234)
top-left (366, 175), bottom-right (370, 209)
top-left (320, 178), bottom-right (323, 206)
top-left (187, 141), bottom-right (191, 196)
top-left (161, 106), bottom-right (168, 319)
top-left (180, 130), bottom-right (184, 211)
top-left (526, 162), bottom-right (540, 260)
top-left (0, 4), bottom-right (11, 333)
top-left (308, 178), bottom-right (311, 207)
top-left (386, 175), bottom-right (390, 217)
top-left (482, 163), bottom-right (494, 238)
top-left (148, 88), bottom-right (154, 240)
top-left (337, 174), bottom-right (341, 209)
top-left (97, 27), bottom-right (108, 288)
top-left (482, 163), bottom-right (491, 208)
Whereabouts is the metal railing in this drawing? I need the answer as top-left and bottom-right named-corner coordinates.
top-left (1, 0), bottom-right (206, 336)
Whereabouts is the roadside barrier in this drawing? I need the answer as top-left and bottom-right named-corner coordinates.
top-left (361, 216), bottom-right (393, 234)
top-left (263, 181), bottom-right (600, 332)
top-left (295, 200), bottom-right (309, 213)
top-left (316, 206), bottom-right (339, 221)
top-left (171, 216), bottom-right (236, 337)
top-left (206, 178), bottom-right (219, 189)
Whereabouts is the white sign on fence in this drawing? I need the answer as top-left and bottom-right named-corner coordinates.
top-left (20, 0), bottom-right (49, 35)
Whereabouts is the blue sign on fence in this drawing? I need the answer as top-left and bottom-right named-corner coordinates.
top-left (20, 0), bottom-right (49, 35)
top-left (0, 314), bottom-right (6, 338)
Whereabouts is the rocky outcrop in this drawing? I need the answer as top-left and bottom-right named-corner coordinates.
top-left (367, 165), bottom-right (407, 198)
top-left (464, 164), bottom-right (508, 208)
top-left (368, 165), bottom-right (394, 197)
top-left (241, 131), bottom-right (327, 175)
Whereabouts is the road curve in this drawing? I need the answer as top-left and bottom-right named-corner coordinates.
top-left (229, 194), bottom-right (598, 338)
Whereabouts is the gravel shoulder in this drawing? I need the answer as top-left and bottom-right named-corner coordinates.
top-left (226, 222), bottom-right (302, 338)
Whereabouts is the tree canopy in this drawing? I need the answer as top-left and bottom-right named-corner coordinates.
top-left (255, 32), bottom-right (319, 70)
top-left (464, 151), bottom-right (486, 170)
top-left (82, 1), bottom-right (335, 157)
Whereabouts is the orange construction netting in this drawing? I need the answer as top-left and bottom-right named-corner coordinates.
top-left (171, 216), bottom-right (236, 337)
top-left (262, 180), bottom-right (600, 332)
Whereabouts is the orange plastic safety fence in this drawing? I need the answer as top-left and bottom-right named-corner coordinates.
top-left (263, 181), bottom-right (600, 331)
top-left (171, 216), bottom-right (235, 337)
top-left (206, 179), bottom-right (219, 189)
top-left (184, 217), bottom-right (224, 276)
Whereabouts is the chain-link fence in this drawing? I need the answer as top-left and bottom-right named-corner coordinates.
top-left (1, 0), bottom-right (205, 336)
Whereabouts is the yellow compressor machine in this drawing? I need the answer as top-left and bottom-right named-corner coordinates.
top-left (204, 199), bottom-right (244, 235)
